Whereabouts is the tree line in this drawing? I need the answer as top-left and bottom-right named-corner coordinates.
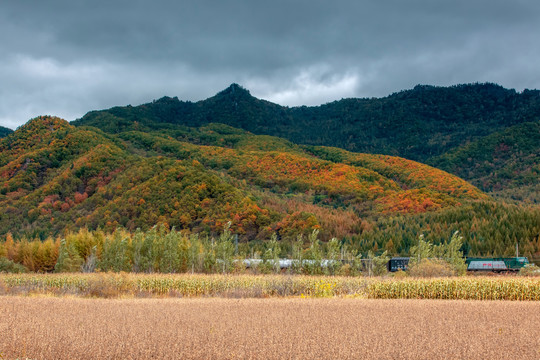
top-left (0, 223), bottom-right (476, 276)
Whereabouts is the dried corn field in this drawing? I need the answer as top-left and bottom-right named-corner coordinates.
top-left (0, 296), bottom-right (539, 359)
top-left (1, 273), bottom-right (540, 300)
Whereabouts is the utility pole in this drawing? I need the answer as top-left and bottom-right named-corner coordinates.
top-left (418, 235), bottom-right (422, 264)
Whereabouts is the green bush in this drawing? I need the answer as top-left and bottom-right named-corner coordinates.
top-left (0, 257), bottom-right (28, 273)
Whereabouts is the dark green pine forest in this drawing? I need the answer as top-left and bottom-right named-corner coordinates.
top-left (1, 83), bottom-right (539, 259)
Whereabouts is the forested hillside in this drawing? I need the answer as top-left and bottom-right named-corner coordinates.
top-left (73, 83), bottom-right (540, 198)
top-left (0, 126), bottom-right (13, 138)
top-left (1, 115), bottom-right (539, 258)
top-left (431, 121), bottom-right (540, 203)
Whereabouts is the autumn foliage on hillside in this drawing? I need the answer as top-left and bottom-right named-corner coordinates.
top-left (2, 115), bottom-right (538, 258)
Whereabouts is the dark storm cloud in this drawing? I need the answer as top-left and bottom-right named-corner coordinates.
top-left (1, 0), bottom-right (540, 128)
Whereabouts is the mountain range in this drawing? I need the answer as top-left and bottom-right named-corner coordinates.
top-left (74, 83), bottom-right (540, 203)
top-left (1, 83), bottom-right (539, 257)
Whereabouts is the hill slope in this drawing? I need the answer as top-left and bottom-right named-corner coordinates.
top-left (73, 83), bottom-right (540, 197)
top-left (0, 117), bottom-right (271, 239)
top-left (432, 121), bottom-right (540, 203)
top-left (2, 116), bottom-right (540, 256)
top-left (0, 116), bottom-right (481, 234)
top-left (0, 126), bottom-right (13, 138)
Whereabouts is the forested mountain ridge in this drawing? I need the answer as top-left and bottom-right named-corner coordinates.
top-left (0, 116), bottom-right (508, 245)
top-left (432, 121), bottom-right (540, 203)
top-left (0, 116), bottom-right (540, 256)
top-left (3, 79), bottom-right (540, 257)
top-left (2, 115), bottom-right (539, 257)
top-left (73, 83), bottom-right (540, 198)
top-left (0, 126), bottom-right (13, 138)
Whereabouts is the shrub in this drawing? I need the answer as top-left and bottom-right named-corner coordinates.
top-left (392, 269), bottom-right (408, 278)
top-left (0, 257), bottom-right (28, 273)
top-left (337, 263), bottom-right (353, 276)
top-left (408, 259), bottom-right (456, 277)
top-left (85, 273), bottom-right (123, 298)
top-left (231, 258), bottom-right (248, 274)
top-left (519, 264), bottom-right (540, 276)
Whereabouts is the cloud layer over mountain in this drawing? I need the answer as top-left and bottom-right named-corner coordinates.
top-left (1, 0), bottom-right (540, 129)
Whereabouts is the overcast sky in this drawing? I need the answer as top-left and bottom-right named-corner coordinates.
top-left (1, 0), bottom-right (540, 129)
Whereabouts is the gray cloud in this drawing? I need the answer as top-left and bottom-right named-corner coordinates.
top-left (1, 0), bottom-right (540, 129)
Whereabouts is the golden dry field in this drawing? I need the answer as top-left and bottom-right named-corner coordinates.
top-left (0, 296), bottom-right (539, 360)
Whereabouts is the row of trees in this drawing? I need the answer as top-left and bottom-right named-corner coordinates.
top-left (0, 224), bottom-right (468, 276)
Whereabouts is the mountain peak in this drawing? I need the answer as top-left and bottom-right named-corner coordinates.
top-left (216, 83), bottom-right (251, 97)
top-left (21, 116), bottom-right (71, 133)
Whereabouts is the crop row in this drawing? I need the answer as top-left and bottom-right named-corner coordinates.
top-left (1, 273), bottom-right (539, 300)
